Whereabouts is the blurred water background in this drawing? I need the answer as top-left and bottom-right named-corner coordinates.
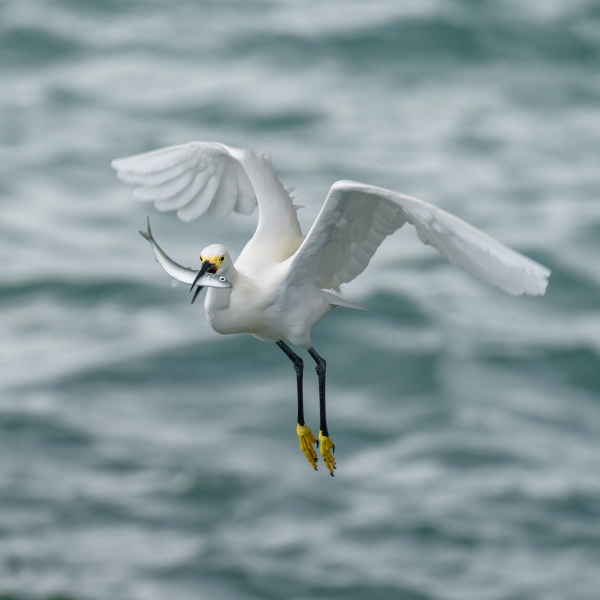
top-left (1, 0), bottom-right (600, 598)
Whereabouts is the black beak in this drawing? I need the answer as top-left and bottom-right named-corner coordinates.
top-left (190, 260), bottom-right (212, 305)
top-left (191, 285), bottom-right (203, 304)
top-left (190, 260), bottom-right (212, 290)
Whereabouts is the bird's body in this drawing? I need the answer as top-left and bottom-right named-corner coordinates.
top-left (205, 266), bottom-right (332, 348)
top-left (113, 141), bottom-right (550, 475)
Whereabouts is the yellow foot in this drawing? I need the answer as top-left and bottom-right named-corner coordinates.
top-left (318, 431), bottom-right (336, 476)
top-left (296, 423), bottom-right (318, 470)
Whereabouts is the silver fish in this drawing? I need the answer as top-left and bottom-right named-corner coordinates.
top-left (139, 217), bottom-right (232, 289)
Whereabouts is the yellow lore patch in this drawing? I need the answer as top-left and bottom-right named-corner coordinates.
top-left (199, 255), bottom-right (225, 272)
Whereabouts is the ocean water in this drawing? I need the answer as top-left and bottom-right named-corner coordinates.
top-left (1, 0), bottom-right (600, 598)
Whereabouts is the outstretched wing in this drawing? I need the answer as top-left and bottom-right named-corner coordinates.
top-left (287, 180), bottom-right (550, 296)
top-left (111, 142), bottom-right (303, 261)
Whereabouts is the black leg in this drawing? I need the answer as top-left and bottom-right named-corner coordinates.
top-left (276, 340), bottom-right (305, 426)
top-left (278, 341), bottom-right (319, 471)
top-left (308, 347), bottom-right (328, 436)
top-left (308, 346), bottom-right (335, 475)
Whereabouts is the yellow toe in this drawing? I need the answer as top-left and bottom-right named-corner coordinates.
top-left (296, 423), bottom-right (318, 470)
top-left (318, 431), bottom-right (336, 475)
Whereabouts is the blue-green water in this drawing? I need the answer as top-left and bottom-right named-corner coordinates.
top-left (2, 1), bottom-right (600, 598)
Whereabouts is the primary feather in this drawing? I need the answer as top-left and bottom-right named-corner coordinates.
top-left (287, 181), bottom-right (549, 296)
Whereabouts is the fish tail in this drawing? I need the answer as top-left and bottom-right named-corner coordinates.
top-left (139, 216), bottom-right (152, 241)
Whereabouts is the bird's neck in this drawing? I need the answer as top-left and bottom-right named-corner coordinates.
top-left (205, 264), bottom-right (243, 310)
top-left (221, 264), bottom-right (241, 285)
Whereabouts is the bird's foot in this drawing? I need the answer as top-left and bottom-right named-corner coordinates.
top-left (296, 423), bottom-right (318, 470)
top-left (318, 431), bottom-right (336, 476)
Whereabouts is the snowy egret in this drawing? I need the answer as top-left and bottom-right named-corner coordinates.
top-left (112, 141), bottom-right (550, 475)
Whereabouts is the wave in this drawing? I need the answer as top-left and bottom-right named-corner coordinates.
top-left (0, 278), bottom-right (169, 307)
top-left (0, 25), bottom-right (86, 68)
top-left (228, 13), bottom-right (600, 68)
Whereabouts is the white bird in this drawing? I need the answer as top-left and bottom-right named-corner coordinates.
top-left (112, 141), bottom-right (550, 475)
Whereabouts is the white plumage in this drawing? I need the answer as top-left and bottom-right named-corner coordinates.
top-left (112, 141), bottom-right (550, 474)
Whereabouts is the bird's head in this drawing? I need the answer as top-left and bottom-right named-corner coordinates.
top-left (199, 244), bottom-right (232, 276)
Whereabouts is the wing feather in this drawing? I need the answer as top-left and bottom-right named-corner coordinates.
top-left (209, 163), bottom-right (238, 219)
top-left (132, 168), bottom-right (197, 202)
top-left (234, 163), bottom-right (257, 215)
top-left (287, 180), bottom-right (550, 296)
top-left (115, 154), bottom-right (204, 186)
top-left (112, 141), bottom-right (303, 260)
top-left (153, 166), bottom-right (215, 213)
top-left (112, 144), bottom-right (197, 174)
top-left (177, 162), bottom-right (223, 222)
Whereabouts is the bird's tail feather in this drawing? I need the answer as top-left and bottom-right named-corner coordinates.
top-left (322, 291), bottom-right (366, 310)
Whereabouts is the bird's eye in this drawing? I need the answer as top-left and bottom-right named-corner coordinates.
top-left (219, 276), bottom-right (226, 282)
top-left (220, 256), bottom-right (225, 262)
